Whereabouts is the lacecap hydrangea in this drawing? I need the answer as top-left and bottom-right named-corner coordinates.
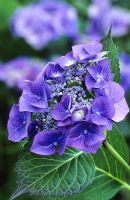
top-left (0, 57), bottom-right (43, 90)
top-left (87, 0), bottom-right (130, 40)
top-left (11, 0), bottom-right (78, 49)
top-left (7, 41), bottom-right (129, 155)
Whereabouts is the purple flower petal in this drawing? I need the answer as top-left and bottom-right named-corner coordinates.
top-left (31, 129), bottom-right (67, 155)
top-left (19, 75), bottom-right (50, 112)
top-left (52, 94), bottom-right (71, 121)
top-left (72, 44), bottom-right (84, 61)
top-left (112, 97), bottom-right (129, 122)
top-left (89, 115), bottom-right (109, 126)
top-left (61, 93), bottom-right (72, 109)
top-left (44, 62), bottom-right (65, 79)
top-left (7, 104), bottom-right (31, 142)
top-left (52, 102), bottom-right (70, 121)
top-left (92, 96), bottom-right (115, 119)
top-left (67, 122), bottom-right (105, 153)
top-left (58, 117), bottom-right (72, 126)
top-left (72, 41), bottom-right (106, 63)
top-left (83, 40), bottom-right (103, 54)
top-left (80, 141), bottom-right (104, 154)
top-left (95, 81), bottom-right (125, 103)
top-left (85, 60), bottom-right (111, 90)
top-left (85, 74), bottom-right (96, 91)
top-left (57, 51), bottom-right (76, 68)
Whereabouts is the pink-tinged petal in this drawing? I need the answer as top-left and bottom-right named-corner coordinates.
top-left (105, 81), bottom-right (125, 103)
top-left (112, 98), bottom-right (129, 122)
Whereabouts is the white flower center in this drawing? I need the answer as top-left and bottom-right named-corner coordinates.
top-left (97, 74), bottom-right (104, 83)
top-left (74, 110), bottom-right (84, 120)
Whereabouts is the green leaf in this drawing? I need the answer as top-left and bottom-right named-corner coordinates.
top-left (95, 124), bottom-right (129, 180)
top-left (66, 124), bottom-right (129, 200)
top-left (102, 28), bottom-right (121, 83)
top-left (10, 148), bottom-right (95, 200)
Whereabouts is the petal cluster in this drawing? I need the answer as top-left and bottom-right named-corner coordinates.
top-left (0, 57), bottom-right (42, 90)
top-left (7, 40), bottom-right (129, 156)
top-left (11, 0), bottom-right (78, 49)
top-left (87, 0), bottom-right (130, 39)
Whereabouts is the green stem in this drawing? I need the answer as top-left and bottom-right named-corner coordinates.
top-left (96, 167), bottom-right (130, 191)
top-left (104, 141), bottom-right (130, 176)
top-left (89, 91), bottom-right (95, 98)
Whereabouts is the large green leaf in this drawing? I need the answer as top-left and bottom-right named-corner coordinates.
top-left (102, 29), bottom-right (121, 83)
top-left (67, 124), bottom-right (129, 200)
top-left (11, 125), bottom-right (129, 200)
top-left (10, 148), bottom-right (95, 200)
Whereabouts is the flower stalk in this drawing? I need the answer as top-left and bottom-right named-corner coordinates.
top-left (105, 140), bottom-right (130, 177)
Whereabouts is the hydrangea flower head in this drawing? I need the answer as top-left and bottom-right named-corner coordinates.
top-left (0, 57), bottom-right (42, 90)
top-left (11, 0), bottom-right (78, 49)
top-left (87, 0), bottom-right (130, 38)
top-left (7, 40), bottom-right (129, 156)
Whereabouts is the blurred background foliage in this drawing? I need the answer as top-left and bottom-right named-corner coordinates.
top-left (0, 0), bottom-right (130, 200)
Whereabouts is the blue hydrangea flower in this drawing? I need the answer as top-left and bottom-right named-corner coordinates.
top-left (87, 0), bottom-right (130, 38)
top-left (52, 94), bottom-right (71, 121)
top-left (88, 96), bottom-right (115, 130)
top-left (85, 60), bottom-right (111, 91)
top-left (31, 129), bottom-right (68, 155)
top-left (72, 41), bottom-right (108, 63)
top-left (11, 0), bottom-right (78, 49)
top-left (7, 104), bottom-right (31, 142)
top-left (56, 51), bottom-right (76, 68)
top-left (67, 122), bottom-right (105, 153)
top-left (95, 81), bottom-right (129, 122)
top-left (0, 57), bottom-right (42, 90)
top-left (7, 40), bottom-right (129, 156)
top-left (19, 74), bottom-right (51, 112)
top-left (44, 62), bottom-right (65, 79)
